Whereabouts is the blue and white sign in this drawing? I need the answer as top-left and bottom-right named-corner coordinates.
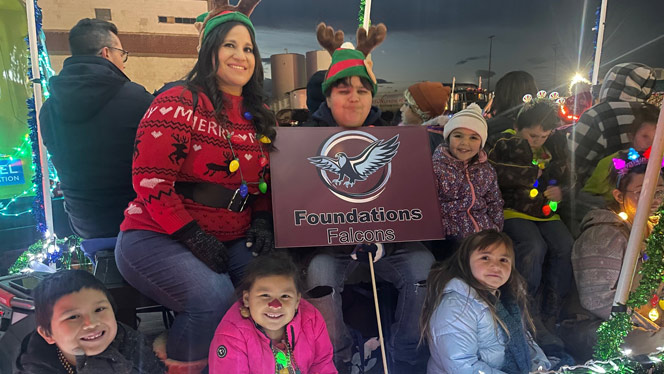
top-left (0, 159), bottom-right (25, 186)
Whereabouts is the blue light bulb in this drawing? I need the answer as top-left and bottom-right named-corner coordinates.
top-left (239, 183), bottom-right (249, 198)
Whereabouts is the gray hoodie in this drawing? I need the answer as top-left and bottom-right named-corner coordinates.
top-left (572, 209), bottom-right (632, 320)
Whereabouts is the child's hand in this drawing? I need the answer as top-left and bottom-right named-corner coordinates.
top-left (350, 243), bottom-right (385, 263)
top-left (544, 186), bottom-right (562, 202)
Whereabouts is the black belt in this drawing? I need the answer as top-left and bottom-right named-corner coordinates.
top-left (175, 182), bottom-right (254, 212)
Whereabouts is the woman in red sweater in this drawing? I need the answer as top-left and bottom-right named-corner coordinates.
top-left (114, 1), bottom-right (276, 371)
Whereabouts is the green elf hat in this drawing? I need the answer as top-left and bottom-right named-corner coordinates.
top-left (317, 22), bottom-right (387, 95)
top-left (196, 0), bottom-right (260, 46)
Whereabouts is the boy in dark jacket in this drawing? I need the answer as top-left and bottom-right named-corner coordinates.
top-left (303, 23), bottom-right (434, 373)
top-left (15, 270), bottom-right (164, 374)
top-left (487, 96), bottom-right (574, 345)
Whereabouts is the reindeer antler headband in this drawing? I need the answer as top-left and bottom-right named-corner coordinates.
top-left (316, 22), bottom-right (387, 95)
top-left (194, 0), bottom-right (261, 48)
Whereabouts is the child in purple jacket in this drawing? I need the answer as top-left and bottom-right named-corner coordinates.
top-left (432, 103), bottom-right (504, 254)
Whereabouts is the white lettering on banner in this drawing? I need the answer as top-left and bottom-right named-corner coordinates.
top-left (0, 176), bottom-right (20, 183)
top-left (0, 164), bottom-right (20, 175)
top-left (326, 227), bottom-right (396, 244)
top-left (293, 207), bottom-right (422, 244)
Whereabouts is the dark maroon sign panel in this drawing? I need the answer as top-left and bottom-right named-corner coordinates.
top-left (270, 126), bottom-right (444, 248)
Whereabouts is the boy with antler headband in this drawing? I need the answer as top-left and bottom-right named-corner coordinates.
top-left (303, 23), bottom-right (434, 372)
top-left (305, 23), bottom-right (389, 128)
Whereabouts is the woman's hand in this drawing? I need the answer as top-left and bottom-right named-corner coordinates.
top-left (245, 212), bottom-right (274, 256)
top-left (173, 222), bottom-right (229, 273)
top-left (544, 186), bottom-right (563, 202)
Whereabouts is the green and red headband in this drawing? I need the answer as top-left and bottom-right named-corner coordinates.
top-left (196, 0), bottom-right (260, 45)
top-left (200, 10), bottom-right (255, 42)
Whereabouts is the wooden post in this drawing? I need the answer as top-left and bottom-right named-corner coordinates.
top-left (613, 105), bottom-right (664, 306)
top-left (368, 252), bottom-right (389, 374)
top-left (591, 0), bottom-right (608, 85)
top-left (362, 0), bottom-right (372, 30)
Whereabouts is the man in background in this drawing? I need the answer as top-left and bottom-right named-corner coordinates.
top-left (40, 18), bottom-right (153, 238)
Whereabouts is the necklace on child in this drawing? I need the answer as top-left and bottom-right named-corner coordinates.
top-left (271, 338), bottom-right (301, 374)
top-left (531, 147), bottom-right (551, 170)
top-left (226, 111), bottom-right (270, 197)
top-left (56, 347), bottom-right (75, 374)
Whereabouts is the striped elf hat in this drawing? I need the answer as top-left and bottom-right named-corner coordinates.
top-left (317, 22), bottom-right (387, 95)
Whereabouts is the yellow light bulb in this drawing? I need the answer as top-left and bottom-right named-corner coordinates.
top-left (530, 189), bottom-right (539, 198)
top-left (649, 307), bottom-right (660, 322)
top-left (229, 159), bottom-right (239, 172)
top-left (618, 212), bottom-right (629, 220)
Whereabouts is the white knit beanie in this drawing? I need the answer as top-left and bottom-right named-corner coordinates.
top-left (443, 103), bottom-right (488, 147)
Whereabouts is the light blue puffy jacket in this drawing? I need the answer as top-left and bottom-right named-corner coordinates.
top-left (427, 278), bottom-right (550, 374)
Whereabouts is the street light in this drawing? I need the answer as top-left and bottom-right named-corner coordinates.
top-left (488, 35), bottom-right (495, 92)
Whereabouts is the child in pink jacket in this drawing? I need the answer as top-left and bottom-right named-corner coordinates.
top-left (208, 252), bottom-right (336, 374)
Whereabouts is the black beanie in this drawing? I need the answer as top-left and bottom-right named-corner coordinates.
top-left (307, 70), bottom-right (327, 113)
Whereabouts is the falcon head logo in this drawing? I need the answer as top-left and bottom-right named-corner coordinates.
top-left (308, 131), bottom-right (399, 203)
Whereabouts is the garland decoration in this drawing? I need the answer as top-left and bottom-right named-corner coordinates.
top-left (358, 0), bottom-right (367, 29)
top-left (593, 205), bottom-right (664, 360)
top-left (537, 350), bottom-right (664, 373)
top-left (8, 234), bottom-right (89, 274)
top-left (23, 0), bottom-right (56, 231)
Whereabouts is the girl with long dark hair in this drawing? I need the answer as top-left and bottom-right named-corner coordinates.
top-left (420, 230), bottom-right (550, 374)
top-left (114, 1), bottom-right (276, 371)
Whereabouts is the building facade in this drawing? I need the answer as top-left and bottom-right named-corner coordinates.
top-left (41, 0), bottom-right (207, 92)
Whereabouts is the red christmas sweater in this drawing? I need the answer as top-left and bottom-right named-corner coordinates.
top-left (120, 86), bottom-right (271, 241)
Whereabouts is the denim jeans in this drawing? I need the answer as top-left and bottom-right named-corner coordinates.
top-left (502, 218), bottom-right (574, 298)
top-left (115, 229), bottom-right (253, 361)
top-left (305, 242), bottom-right (434, 366)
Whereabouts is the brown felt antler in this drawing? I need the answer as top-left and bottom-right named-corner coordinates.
top-left (206, 0), bottom-right (261, 19)
top-left (316, 23), bottom-right (345, 56)
top-left (356, 23), bottom-right (387, 57)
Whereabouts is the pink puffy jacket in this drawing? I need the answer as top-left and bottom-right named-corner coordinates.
top-left (208, 299), bottom-right (337, 374)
